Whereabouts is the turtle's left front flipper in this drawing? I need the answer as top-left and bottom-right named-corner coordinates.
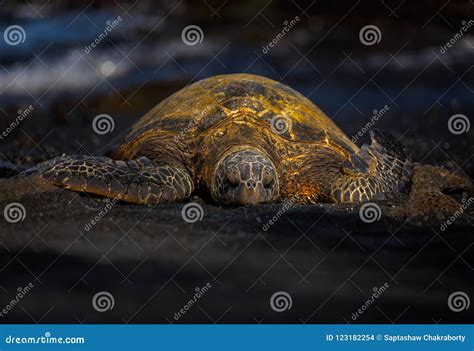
top-left (331, 130), bottom-right (413, 203)
top-left (17, 155), bottom-right (193, 205)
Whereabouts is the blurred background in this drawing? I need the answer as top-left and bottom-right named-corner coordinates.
top-left (0, 1), bottom-right (473, 324)
top-left (0, 0), bottom-right (473, 175)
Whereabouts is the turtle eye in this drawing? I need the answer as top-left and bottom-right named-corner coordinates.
top-left (226, 167), bottom-right (240, 185)
top-left (262, 168), bottom-right (274, 186)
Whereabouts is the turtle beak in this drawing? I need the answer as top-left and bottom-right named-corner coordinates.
top-left (212, 147), bottom-right (279, 206)
top-left (230, 183), bottom-right (268, 206)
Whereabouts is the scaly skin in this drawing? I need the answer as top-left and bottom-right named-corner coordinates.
top-left (22, 155), bottom-right (193, 205)
top-left (110, 74), bottom-right (362, 203)
top-left (17, 73), bottom-right (462, 206)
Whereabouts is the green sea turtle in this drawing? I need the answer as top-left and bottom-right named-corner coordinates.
top-left (20, 73), bottom-right (416, 206)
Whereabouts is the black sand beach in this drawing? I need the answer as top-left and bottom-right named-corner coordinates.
top-left (0, 0), bottom-right (472, 323)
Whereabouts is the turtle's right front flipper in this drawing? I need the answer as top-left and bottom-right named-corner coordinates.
top-left (17, 155), bottom-right (193, 205)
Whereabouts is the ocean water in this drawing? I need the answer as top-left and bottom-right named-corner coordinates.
top-left (1, 7), bottom-right (473, 123)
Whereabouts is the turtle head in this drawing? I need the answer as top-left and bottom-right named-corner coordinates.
top-left (212, 147), bottom-right (279, 205)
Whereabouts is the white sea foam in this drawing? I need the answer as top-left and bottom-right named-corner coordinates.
top-left (0, 40), bottom-right (215, 97)
top-left (354, 37), bottom-right (474, 72)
